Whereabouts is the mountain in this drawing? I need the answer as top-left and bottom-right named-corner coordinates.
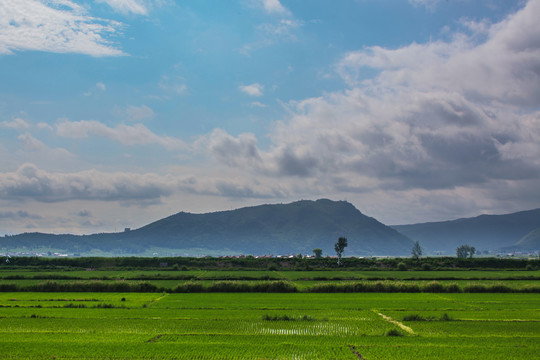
top-left (1, 199), bottom-right (414, 256)
top-left (392, 208), bottom-right (540, 254)
top-left (514, 228), bottom-right (540, 251)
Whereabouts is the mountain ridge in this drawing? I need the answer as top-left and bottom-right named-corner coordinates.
top-left (1, 199), bottom-right (413, 256)
top-left (392, 207), bottom-right (540, 254)
top-left (3, 200), bottom-right (538, 256)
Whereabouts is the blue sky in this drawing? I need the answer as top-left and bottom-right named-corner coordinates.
top-left (1, 0), bottom-right (539, 235)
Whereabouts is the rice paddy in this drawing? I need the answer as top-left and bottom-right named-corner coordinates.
top-left (0, 290), bottom-right (538, 359)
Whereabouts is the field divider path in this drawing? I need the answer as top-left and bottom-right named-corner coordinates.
top-left (196, 271), bottom-right (208, 279)
top-left (372, 310), bottom-right (416, 335)
top-left (433, 294), bottom-right (484, 311)
top-left (142, 293), bottom-right (169, 308)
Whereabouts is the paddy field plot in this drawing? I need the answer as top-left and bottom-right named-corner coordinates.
top-left (0, 292), bottom-right (538, 359)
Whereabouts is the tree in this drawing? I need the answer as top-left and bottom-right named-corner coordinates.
top-left (456, 244), bottom-right (476, 258)
top-left (312, 248), bottom-right (322, 258)
top-left (411, 241), bottom-right (422, 259)
top-left (334, 237), bottom-right (348, 266)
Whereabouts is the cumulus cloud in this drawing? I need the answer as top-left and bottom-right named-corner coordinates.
top-left (125, 105), bottom-right (155, 121)
top-left (195, 129), bottom-right (262, 168)
top-left (0, 118), bottom-right (30, 130)
top-left (159, 75), bottom-right (188, 96)
top-left (260, 0), bottom-right (290, 15)
top-left (0, 164), bottom-right (175, 202)
top-left (268, 0), bottom-right (540, 191)
top-left (0, 0), bottom-right (125, 56)
top-left (55, 119), bottom-right (186, 150)
top-left (77, 209), bottom-right (93, 217)
top-left (241, 2), bottom-right (300, 55)
top-left (250, 101), bottom-right (267, 108)
top-left (96, 0), bottom-right (149, 16)
top-left (223, 0), bottom-right (540, 207)
top-left (256, 19), bottom-right (301, 41)
top-left (0, 210), bottom-right (42, 220)
top-left (339, 0), bottom-right (540, 106)
top-left (18, 132), bottom-right (75, 160)
top-left (408, 0), bottom-right (440, 10)
top-left (0, 164), bottom-right (287, 204)
top-left (239, 83), bottom-right (264, 97)
top-left (84, 82), bottom-right (107, 96)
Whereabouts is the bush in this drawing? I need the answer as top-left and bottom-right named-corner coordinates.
top-left (253, 281), bottom-right (298, 293)
top-left (262, 314), bottom-right (315, 321)
top-left (262, 314), bottom-right (293, 321)
top-left (402, 314), bottom-right (429, 321)
top-left (27, 280), bottom-right (159, 293)
top-left (173, 281), bottom-right (205, 293)
top-left (422, 281), bottom-right (444, 293)
top-left (439, 313), bottom-right (452, 321)
top-left (0, 283), bottom-right (18, 292)
top-left (384, 329), bottom-right (403, 336)
top-left (397, 262), bottom-right (407, 271)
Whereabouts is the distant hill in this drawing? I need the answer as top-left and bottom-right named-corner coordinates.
top-left (514, 228), bottom-right (540, 251)
top-left (1, 199), bottom-right (414, 256)
top-left (392, 208), bottom-right (540, 254)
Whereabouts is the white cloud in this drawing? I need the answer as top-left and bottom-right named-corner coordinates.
top-left (0, 163), bottom-right (175, 202)
top-left (1, 118), bottom-right (30, 130)
top-left (18, 133), bottom-right (47, 151)
top-left (196, 129), bottom-right (262, 168)
top-left (241, 3), bottom-right (300, 55)
top-left (125, 105), bottom-right (155, 121)
top-left (84, 82), bottom-right (108, 96)
top-left (37, 122), bottom-right (53, 131)
top-left (213, 0), bottom-right (540, 217)
top-left (339, 0), bottom-right (540, 107)
top-left (239, 83), bottom-right (264, 97)
top-left (55, 119), bottom-right (186, 150)
top-left (0, 209), bottom-right (41, 220)
top-left (77, 209), bottom-right (92, 217)
top-left (0, 163), bottom-right (286, 204)
top-left (257, 19), bottom-right (301, 40)
top-left (0, 0), bottom-right (125, 57)
top-left (17, 132), bottom-right (76, 161)
top-left (159, 75), bottom-right (188, 96)
top-left (408, 0), bottom-right (441, 10)
top-left (96, 0), bottom-right (149, 15)
top-left (250, 101), bottom-right (267, 108)
top-left (260, 0), bottom-right (290, 15)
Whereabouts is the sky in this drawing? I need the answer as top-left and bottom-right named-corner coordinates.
top-left (1, 0), bottom-right (539, 235)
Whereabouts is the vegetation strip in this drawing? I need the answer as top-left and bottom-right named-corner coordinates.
top-left (2, 279), bottom-right (540, 293)
top-left (374, 310), bottom-right (416, 335)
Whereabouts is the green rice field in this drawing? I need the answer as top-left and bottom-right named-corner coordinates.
top-left (0, 291), bottom-right (538, 359)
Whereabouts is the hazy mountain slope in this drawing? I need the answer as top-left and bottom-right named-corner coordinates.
top-left (129, 199), bottom-right (414, 255)
top-left (514, 228), bottom-right (540, 250)
top-left (392, 208), bottom-right (540, 254)
top-left (1, 199), bottom-right (414, 256)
